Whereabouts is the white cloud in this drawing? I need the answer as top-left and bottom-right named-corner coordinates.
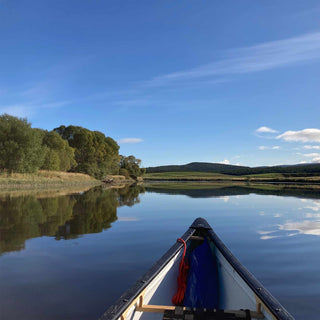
top-left (277, 128), bottom-right (320, 142)
top-left (258, 145), bottom-right (280, 150)
top-left (303, 153), bottom-right (320, 157)
top-left (256, 126), bottom-right (278, 133)
top-left (304, 145), bottom-right (320, 149)
top-left (118, 138), bottom-right (143, 144)
top-left (144, 32), bottom-right (320, 87)
top-left (303, 152), bottom-right (320, 162)
top-left (219, 159), bottom-right (230, 164)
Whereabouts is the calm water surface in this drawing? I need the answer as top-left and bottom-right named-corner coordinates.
top-left (1, 184), bottom-right (320, 319)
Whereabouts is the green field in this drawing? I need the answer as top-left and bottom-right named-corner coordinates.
top-left (144, 171), bottom-right (320, 183)
top-left (144, 171), bottom-right (242, 180)
top-left (145, 171), bottom-right (252, 181)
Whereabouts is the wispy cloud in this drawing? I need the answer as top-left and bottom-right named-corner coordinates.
top-left (255, 126), bottom-right (279, 139)
top-left (144, 32), bottom-right (320, 87)
top-left (20, 85), bottom-right (50, 100)
top-left (118, 138), bottom-right (143, 144)
top-left (0, 105), bottom-right (32, 118)
top-left (256, 126), bottom-right (278, 134)
top-left (258, 145), bottom-right (280, 150)
top-left (304, 145), bottom-right (320, 149)
top-left (40, 101), bottom-right (70, 109)
top-left (303, 153), bottom-right (320, 157)
top-left (277, 128), bottom-right (320, 142)
top-left (0, 100), bottom-right (70, 118)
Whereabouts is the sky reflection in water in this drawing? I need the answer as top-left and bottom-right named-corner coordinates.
top-left (258, 198), bottom-right (320, 238)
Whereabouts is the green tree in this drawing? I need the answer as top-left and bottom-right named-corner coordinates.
top-left (41, 130), bottom-right (76, 171)
top-left (42, 149), bottom-right (60, 171)
top-left (119, 155), bottom-right (145, 178)
top-left (54, 125), bottom-right (119, 179)
top-left (0, 114), bottom-right (46, 173)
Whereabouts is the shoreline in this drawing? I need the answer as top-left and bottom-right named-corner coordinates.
top-left (144, 172), bottom-right (320, 184)
top-left (0, 171), bottom-right (142, 192)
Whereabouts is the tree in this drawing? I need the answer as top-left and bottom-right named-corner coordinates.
top-left (119, 155), bottom-right (145, 178)
top-left (41, 130), bottom-right (76, 171)
top-left (0, 114), bottom-right (46, 173)
top-left (42, 149), bottom-right (60, 171)
top-left (54, 125), bottom-right (120, 179)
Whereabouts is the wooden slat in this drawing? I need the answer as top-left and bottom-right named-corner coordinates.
top-left (136, 305), bottom-right (264, 319)
top-left (190, 236), bottom-right (205, 241)
top-left (136, 305), bottom-right (176, 313)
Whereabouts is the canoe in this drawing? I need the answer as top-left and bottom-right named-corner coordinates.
top-left (100, 218), bottom-right (294, 320)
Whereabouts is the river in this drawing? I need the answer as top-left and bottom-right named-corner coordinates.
top-left (0, 183), bottom-right (320, 319)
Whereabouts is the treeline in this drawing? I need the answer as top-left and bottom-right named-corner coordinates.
top-left (0, 114), bottom-right (144, 179)
top-left (146, 162), bottom-right (320, 176)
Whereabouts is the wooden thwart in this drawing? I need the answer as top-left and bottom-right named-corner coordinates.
top-left (190, 236), bottom-right (205, 241)
top-left (136, 305), bottom-right (264, 319)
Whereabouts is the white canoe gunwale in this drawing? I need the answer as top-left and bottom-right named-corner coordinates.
top-left (100, 217), bottom-right (294, 320)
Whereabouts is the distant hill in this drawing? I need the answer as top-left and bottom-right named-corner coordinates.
top-left (146, 162), bottom-right (320, 176)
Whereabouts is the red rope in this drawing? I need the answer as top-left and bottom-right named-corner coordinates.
top-left (172, 238), bottom-right (189, 305)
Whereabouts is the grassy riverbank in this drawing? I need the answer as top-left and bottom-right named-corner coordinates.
top-left (144, 171), bottom-right (320, 183)
top-left (0, 170), bottom-right (100, 189)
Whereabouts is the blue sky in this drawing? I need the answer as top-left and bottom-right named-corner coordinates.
top-left (1, 0), bottom-right (320, 167)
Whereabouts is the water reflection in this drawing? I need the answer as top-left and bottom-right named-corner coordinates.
top-left (2, 183), bottom-right (320, 254)
top-left (279, 220), bottom-right (320, 236)
top-left (258, 198), bottom-right (320, 239)
top-left (145, 183), bottom-right (320, 239)
top-left (0, 185), bottom-right (145, 254)
top-left (145, 183), bottom-right (320, 200)
top-left (1, 182), bottom-right (320, 319)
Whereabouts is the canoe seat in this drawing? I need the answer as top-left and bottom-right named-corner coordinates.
top-left (136, 305), bottom-right (261, 320)
top-left (163, 308), bottom-right (253, 320)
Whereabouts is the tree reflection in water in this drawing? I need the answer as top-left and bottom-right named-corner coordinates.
top-left (0, 185), bottom-right (145, 254)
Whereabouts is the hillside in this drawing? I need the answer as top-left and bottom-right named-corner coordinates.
top-left (146, 162), bottom-right (320, 176)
